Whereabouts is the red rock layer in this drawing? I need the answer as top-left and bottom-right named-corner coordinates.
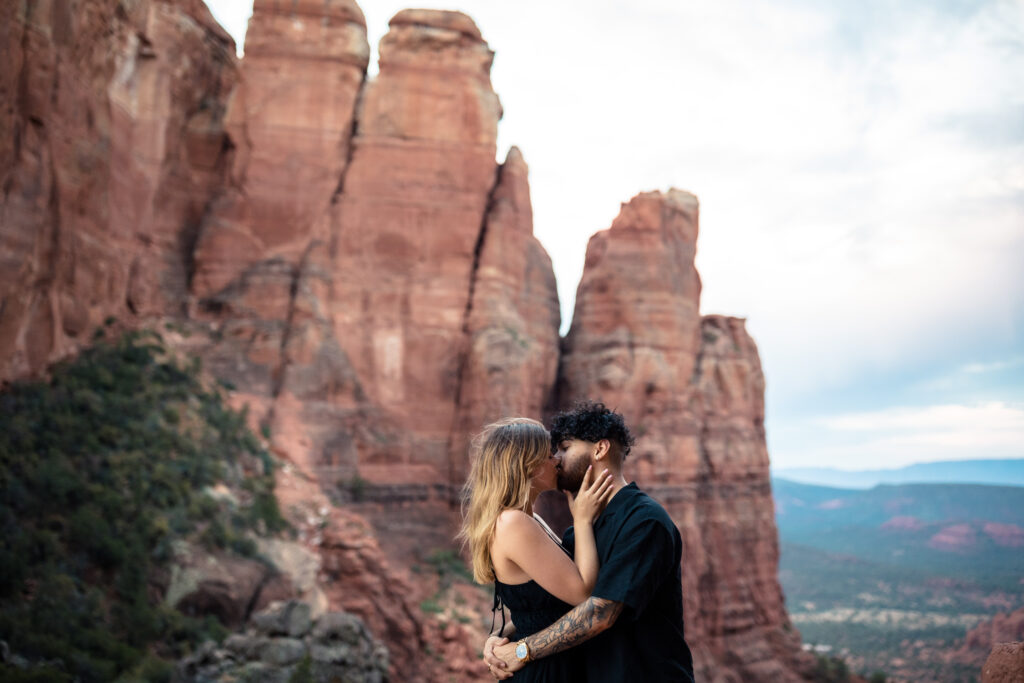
top-left (0, 0), bottom-right (236, 380)
top-left (555, 190), bottom-right (813, 681)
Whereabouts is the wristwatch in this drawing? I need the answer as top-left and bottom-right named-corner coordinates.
top-left (514, 639), bottom-right (532, 663)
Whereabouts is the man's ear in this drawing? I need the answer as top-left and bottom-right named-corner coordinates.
top-left (593, 439), bottom-right (610, 462)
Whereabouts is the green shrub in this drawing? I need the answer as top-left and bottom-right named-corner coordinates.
top-left (0, 329), bottom-right (286, 681)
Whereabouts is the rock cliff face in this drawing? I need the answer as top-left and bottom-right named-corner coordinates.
top-left (981, 642), bottom-right (1024, 683)
top-left (1, 1), bottom-right (809, 680)
top-left (554, 190), bottom-right (812, 682)
top-left (1, 0), bottom-right (236, 380)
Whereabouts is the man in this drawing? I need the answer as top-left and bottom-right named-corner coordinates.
top-left (484, 401), bottom-right (695, 681)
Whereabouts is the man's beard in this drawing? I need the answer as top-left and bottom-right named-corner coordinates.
top-left (556, 457), bottom-right (590, 494)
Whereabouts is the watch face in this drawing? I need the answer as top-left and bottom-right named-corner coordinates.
top-left (515, 643), bottom-right (528, 660)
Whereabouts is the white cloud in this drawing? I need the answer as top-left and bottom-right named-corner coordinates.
top-left (775, 402), bottom-right (1024, 469)
top-left (961, 357), bottom-right (1024, 374)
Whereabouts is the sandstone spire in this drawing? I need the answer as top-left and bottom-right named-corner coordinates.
top-left (555, 189), bottom-right (811, 680)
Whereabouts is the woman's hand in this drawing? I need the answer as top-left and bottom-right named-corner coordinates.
top-left (566, 466), bottom-right (614, 524)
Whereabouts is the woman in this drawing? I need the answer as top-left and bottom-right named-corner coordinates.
top-left (459, 418), bottom-right (614, 681)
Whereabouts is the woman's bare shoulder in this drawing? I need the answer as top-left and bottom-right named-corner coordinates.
top-left (494, 508), bottom-right (533, 531)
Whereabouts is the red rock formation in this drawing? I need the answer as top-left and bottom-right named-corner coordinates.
top-left (286, 8), bottom-right (509, 558)
top-left (555, 190), bottom-right (813, 681)
top-left (981, 642), bottom-right (1024, 683)
top-left (0, 0), bottom-right (236, 380)
top-left (190, 0), bottom-right (368, 305)
top-left (962, 607), bottom-right (1024, 659)
top-left (187, 0), bottom-right (368, 404)
top-left (449, 146), bottom-right (562, 480)
top-left (2, 2), bottom-right (814, 680)
top-left (948, 607), bottom-right (1024, 679)
top-left (271, 456), bottom-right (489, 681)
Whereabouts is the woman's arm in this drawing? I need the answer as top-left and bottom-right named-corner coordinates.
top-left (493, 468), bottom-right (613, 605)
top-left (565, 466), bottom-right (612, 594)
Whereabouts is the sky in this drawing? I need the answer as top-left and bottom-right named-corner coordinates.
top-left (202, 0), bottom-right (1024, 471)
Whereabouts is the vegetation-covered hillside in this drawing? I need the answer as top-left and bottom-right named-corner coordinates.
top-left (0, 328), bottom-right (286, 682)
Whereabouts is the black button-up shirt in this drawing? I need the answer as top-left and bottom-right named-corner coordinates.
top-left (564, 483), bottom-right (695, 682)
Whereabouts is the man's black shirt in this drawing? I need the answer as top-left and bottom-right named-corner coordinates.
top-left (563, 483), bottom-right (695, 682)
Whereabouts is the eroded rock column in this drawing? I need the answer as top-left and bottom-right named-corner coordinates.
top-left (556, 189), bottom-right (810, 681)
top-left (449, 146), bottom-right (562, 482)
top-left (319, 10), bottom-right (504, 555)
top-left (189, 0), bottom-right (369, 397)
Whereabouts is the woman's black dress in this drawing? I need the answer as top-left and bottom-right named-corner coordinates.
top-left (493, 578), bottom-right (583, 681)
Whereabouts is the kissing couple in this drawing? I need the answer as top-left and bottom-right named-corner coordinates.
top-left (459, 402), bottom-right (695, 681)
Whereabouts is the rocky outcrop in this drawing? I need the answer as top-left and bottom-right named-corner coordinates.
top-left (951, 606), bottom-right (1024, 675)
top-left (175, 600), bottom-right (390, 682)
top-left (981, 642), bottom-right (1024, 683)
top-left (163, 541), bottom-right (293, 628)
top-left (965, 607), bottom-right (1024, 653)
top-left (553, 190), bottom-right (813, 681)
top-left (0, 0), bottom-right (236, 380)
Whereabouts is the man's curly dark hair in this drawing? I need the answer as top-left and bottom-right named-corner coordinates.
top-left (549, 401), bottom-right (636, 459)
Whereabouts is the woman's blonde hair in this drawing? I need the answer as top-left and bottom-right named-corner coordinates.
top-left (457, 417), bottom-right (552, 584)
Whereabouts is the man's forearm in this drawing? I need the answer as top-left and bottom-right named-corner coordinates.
top-left (526, 597), bottom-right (623, 659)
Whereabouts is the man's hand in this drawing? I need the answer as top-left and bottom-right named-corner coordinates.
top-left (483, 635), bottom-right (514, 680)
top-left (493, 641), bottom-right (526, 674)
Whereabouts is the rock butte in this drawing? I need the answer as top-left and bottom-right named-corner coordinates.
top-left (2, 0), bottom-right (814, 680)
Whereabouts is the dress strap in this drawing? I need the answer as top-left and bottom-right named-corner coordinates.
top-left (490, 583), bottom-right (506, 636)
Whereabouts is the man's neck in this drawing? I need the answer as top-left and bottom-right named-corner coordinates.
top-left (607, 473), bottom-right (629, 498)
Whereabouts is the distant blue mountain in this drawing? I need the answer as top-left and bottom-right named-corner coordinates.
top-left (772, 478), bottom-right (1024, 581)
top-left (772, 458), bottom-right (1024, 489)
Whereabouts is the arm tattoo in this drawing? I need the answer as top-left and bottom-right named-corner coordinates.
top-left (526, 597), bottom-right (624, 659)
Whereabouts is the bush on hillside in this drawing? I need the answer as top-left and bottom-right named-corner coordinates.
top-left (0, 328), bottom-right (286, 681)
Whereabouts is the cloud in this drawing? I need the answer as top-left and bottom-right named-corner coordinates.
top-left (773, 401), bottom-right (1024, 469)
top-left (962, 358), bottom-right (1024, 374)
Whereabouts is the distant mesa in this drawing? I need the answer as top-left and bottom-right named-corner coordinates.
top-left (880, 515), bottom-right (925, 531)
top-left (983, 522), bottom-right (1024, 548)
top-left (927, 523), bottom-right (977, 552)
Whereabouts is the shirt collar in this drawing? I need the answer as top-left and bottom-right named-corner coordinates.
top-left (599, 482), bottom-right (640, 521)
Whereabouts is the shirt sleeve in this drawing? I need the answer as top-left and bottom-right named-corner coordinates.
top-left (561, 525), bottom-right (575, 554)
top-left (590, 516), bottom-right (676, 617)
